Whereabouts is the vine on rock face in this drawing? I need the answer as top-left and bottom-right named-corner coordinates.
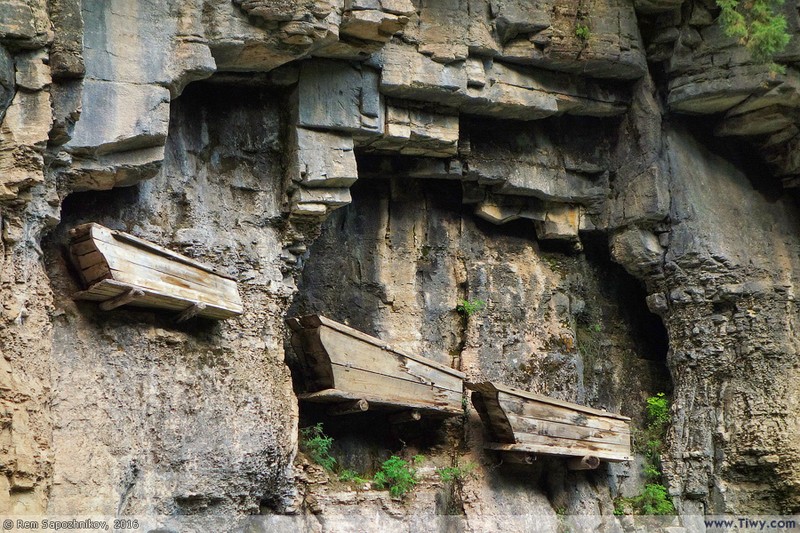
top-left (716, 0), bottom-right (791, 66)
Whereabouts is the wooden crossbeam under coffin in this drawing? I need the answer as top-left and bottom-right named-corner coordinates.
top-left (68, 223), bottom-right (243, 320)
top-left (286, 314), bottom-right (465, 417)
top-left (467, 382), bottom-right (632, 467)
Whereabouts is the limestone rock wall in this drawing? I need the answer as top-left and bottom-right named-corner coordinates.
top-left (2, 0), bottom-right (800, 524)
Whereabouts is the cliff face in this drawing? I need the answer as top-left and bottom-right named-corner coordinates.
top-left (2, 0), bottom-right (800, 523)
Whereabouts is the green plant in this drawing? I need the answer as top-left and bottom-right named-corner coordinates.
top-left (338, 469), bottom-right (368, 484)
top-left (619, 394), bottom-right (675, 516)
top-left (646, 393), bottom-right (670, 431)
top-left (716, 0), bottom-right (791, 63)
top-left (626, 484), bottom-right (675, 515)
top-left (575, 24), bottom-right (590, 40)
top-left (437, 462), bottom-right (477, 483)
top-left (456, 299), bottom-right (486, 317)
top-left (373, 456), bottom-right (418, 498)
top-left (299, 423), bottom-right (336, 472)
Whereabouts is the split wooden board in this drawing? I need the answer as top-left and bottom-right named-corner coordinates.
top-left (287, 314), bottom-right (465, 416)
top-left (468, 381), bottom-right (632, 462)
top-left (69, 223), bottom-right (243, 320)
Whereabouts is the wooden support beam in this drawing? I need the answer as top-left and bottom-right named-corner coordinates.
top-left (328, 399), bottom-right (369, 416)
top-left (502, 451), bottom-right (537, 465)
top-left (176, 302), bottom-right (207, 323)
top-left (388, 409), bottom-right (422, 424)
top-left (99, 288), bottom-right (144, 311)
top-left (567, 455), bottom-right (600, 470)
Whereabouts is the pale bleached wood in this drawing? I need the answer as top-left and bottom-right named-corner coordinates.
top-left (328, 399), bottom-right (369, 416)
top-left (287, 315), bottom-right (464, 416)
top-left (99, 288), bottom-right (144, 311)
top-left (298, 388), bottom-right (462, 415)
top-left (69, 223), bottom-right (242, 319)
top-left (84, 223), bottom-right (235, 280)
top-left (567, 456), bottom-right (600, 470)
top-left (469, 382), bottom-right (629, 421)
top-left (311, 315), bottom-right (465, 379)
top-left (504, 413), bottom-right (631, 446)
top-left (331, 363), bottom-right (462, 409)
top-left (511, 431), bottom-right (631, 457)
top-left (469, 381), bottom-right (632, 463)
top-left (485, 442), bottom-right (632, 462)
top-left (176, 302), bottom-right (207, 323)
top-left (74, 279), bottom-right (240, 319)
top-left (320, 325), bottom-right (463, 393)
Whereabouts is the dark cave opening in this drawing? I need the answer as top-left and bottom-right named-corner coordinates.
top-left (582, 232), bottom-right (670, 365)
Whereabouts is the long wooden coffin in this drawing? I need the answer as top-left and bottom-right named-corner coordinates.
top-left (468, 382), bottom-right (632, 466)
top-left (286, 314), bottom-right (465, 416)
top-left (69, 223), bottom-right (243, 320)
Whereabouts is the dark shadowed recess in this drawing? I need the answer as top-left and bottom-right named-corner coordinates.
top-left (582, 232), bottom-right (670, 365)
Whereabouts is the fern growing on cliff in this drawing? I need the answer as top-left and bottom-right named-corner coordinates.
top-left (716, 0), bottom-right (791, 63)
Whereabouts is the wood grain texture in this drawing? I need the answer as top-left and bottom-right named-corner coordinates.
top-left (468, 382), bottom-right (632, 462)
top-left (287, 314), bottom-right (464, 416)
top-left (69, 223), bottom-right (242, 319)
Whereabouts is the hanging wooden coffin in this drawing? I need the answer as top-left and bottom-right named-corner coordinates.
top-left (468, 381), bottom-right (632, 468)
top-left (286, 314), bottom-right (465, 417)
top-left (69, 223), bottom-right (243, 320)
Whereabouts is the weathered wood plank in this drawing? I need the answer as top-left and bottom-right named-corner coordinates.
top-left (75, 250), bottom-right (106, 270)
top-left (488, 383), bottom-right (629, 421)
top-left (176, 302), bottom-right (207, 323)
top-left (106, 267), bottom-right (240, 313)
top-left (69, 223), bottom-right (242, 319)
top-left (81, 263), bottom-right (112, 285)
top-left (74, 279), bottom-right (240, 319)
top-left (512, 431), bottom-right (631, 457)
top-left (499, 396), bottom-right (630, 433)
top-left (469, 381), bottom-right (632, 463)
top-left (331, 363), bottom-right (462, 410)
top-left (311, 315), bottom-right (465, 379)
top-left (83, 223), bottom-right (234, 279)
top-left (99, 288), bottom-right (144, 311)
top-left (298, 388), bottom-right (462, 415)
top-left (485, 442), bottom-right (631, 462)
top-left (320, 325), bottom-right (463, 393)
top-left (93, 236), bottom-right (234, 294)
top-left (504, 413), bottom-right (631, 446)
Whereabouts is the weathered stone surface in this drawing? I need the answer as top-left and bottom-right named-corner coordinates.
top-left (500, 0), bottom-right (647, 80)
top-left (296, 59), bottom-right (383, 136)
top-left (0, 0), bottom-right (51, 50)
top-left (47, 0), bottom-right (84, 79)
top-left (44, 82), bottom-right (298, 516)
top-left (288, 127), bottom-right (358, 188)
top-left (66, 81), bottom-right (170, 157)
top-left (0, 89), bottom-right (51, 200)
top-left (379, 43), bottom-right (630, 119)
top-left (363, 102), bottom-right (459, 157)
top-left (0, 46), bottom-right (15, 123)
top-left (4, 0), bottom-right (800, 522)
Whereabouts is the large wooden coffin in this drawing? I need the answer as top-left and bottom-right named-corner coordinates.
top-left (69, 223), bottom-right (243, 320)
top-left (286, 315), bottom-right (465, 416)
top-left (468, 382), bottom-right (631, 467)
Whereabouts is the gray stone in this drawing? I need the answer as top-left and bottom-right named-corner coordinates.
top-left (288, 127), bottom-right (358, 188)
top-left (66, 80), bottom-right (170, 157)
top-left (297, 60), bottom-right (383, 136)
